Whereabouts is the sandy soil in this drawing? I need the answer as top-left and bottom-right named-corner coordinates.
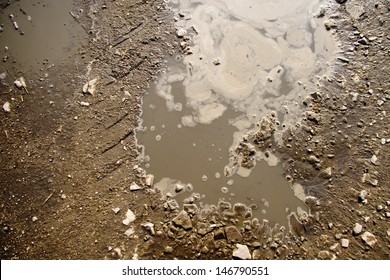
top-left (0, 0), bottom-right (389, 259)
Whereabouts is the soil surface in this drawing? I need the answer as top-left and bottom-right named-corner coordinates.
top-left (1, 0), bottom-right (389, 260)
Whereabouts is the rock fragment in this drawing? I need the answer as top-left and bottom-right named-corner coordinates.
top-left (3, 102), bottom-right (11, 113)
top-left (130, 182), bottom-right (142, 191)
top-left (82, 78), bottom-right (98, 95)
top-left (225, 226), bottom-right (243, 243)
top-left (122, 209), bottom-right (136, 225)
top-left (353, 223), bottom-right (363, 235)
top-left (341, 239), bottom-right (349, 248)
top-left (172, 210), bottom-right (192, 230)
top-left (176, 27), bottom-right (186, 37)
top-left (14, 77), bottom-right (26, 89)
top-left (144, 174), bottom-right (154, 187)
top-left (362, 173), bottom-right (378, 187)
top-left (232, 244), bottom-right (251, 260)
top-left (141, 222), bottom-right (155, 235)
top-left (361, 232), bottom-right (377, 248)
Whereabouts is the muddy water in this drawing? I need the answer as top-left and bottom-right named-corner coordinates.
top-left (0, 0), bottom-right (87, 72)
top-left (138, 0), bottom-right (336, 227)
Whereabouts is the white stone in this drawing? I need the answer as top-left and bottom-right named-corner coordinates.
top-left (122, 209), bottom-right (136, 225)
top-left (32, 216), bottom-right (38, 222)
top-left (79, 101), bottom-right (90, 107)
top-left (233, 244), bottom-right (251, 260)
top-left (3, 102), bottom-right (11, 113)
top-left (82, 78), bottom-right (98, 95)
top-left (176, 27), bottom-right (187, 37)
top-left (370, 154), bottom-right (378, 165)
top-left (341, 239), bottom-right (349, 248)
top-left (112, 207), bottom-right (120, 214)
top-left (130, 182), bottom-right (142, 191)
top-left (141, 222), bottom-right (155, 235)
top-left (361, 231), bottom-right (377, 248)
top-left (353, 223), bottom-right (363, 235)
top-left (14, 77), bottom-right (26, 89)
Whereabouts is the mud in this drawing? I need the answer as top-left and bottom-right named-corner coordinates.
top-left (0, 0), bottom-right (389, 260)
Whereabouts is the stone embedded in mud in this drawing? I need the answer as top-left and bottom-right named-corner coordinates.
top-left (225, 226), bottom-right (243, 243)
top-left (318, 250), bottom-right (336, 260)
top-left (306, 111), bottom-right (321, 124)
top-left (361, 231), bottom-right (377, 248)
top-left (320, 167), bottom-right (332, 179)
top-left (3, 102), bottom-right (11, 113)
top-left (233, 244), bottom-right (251, 260)
top-left (144, 174), bottom-right (154, 187)
top-left (214, 228), bottom-right (226, 240)
top-left (362, 173), bottom-right (378, 187)
top-left (172, 210), bottom-right (192, 230)
top-left (141, 222), bottom-right (155, 235)
top-left (122, 209), bottom-right (136, 225)
top-left (359, 190), bottom-right (368, 202)
top-left (341, 239), bottom-right (350, 248)
top-left (130, 182), bottom-right (143, 191)
top-left (253, 116), bottom-right (275, 143)
top-left (176, 27), bottom-right (186, 38)
top-left (82, 78), bottom-right (98, 95)
top-left (370, 154), bottom-right (378, 165)
top-left (183, 204), bottom-right (198, 216)
top-left (112, 207), bottom-right (120, 214)
top-left (14, 77), bottom-right (26, 89)
top-left (353, 223), bottom-right (363, 235)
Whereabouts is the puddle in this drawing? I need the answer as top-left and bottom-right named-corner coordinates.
top-left (138, 0), bottom-right (337, 228)
top-left (0, 0), bottom-right (88, 72)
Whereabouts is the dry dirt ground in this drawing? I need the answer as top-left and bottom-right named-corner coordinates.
top-left (0, 0), bottom-right (389, 260)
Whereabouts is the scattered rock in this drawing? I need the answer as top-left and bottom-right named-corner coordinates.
top-left (176, 27), bottom-right (186, 37)
top-left (225, 226), bottom-right (243, 243)
top-left (214, 228), bottom-right (226, 240)
top-left (79, 101), bottom-right (90, 107)
top-left (172, 210), bottom-right (192, 230)
top-left (361, 231), bottom-right (377, 248)
top-left (164, 246), bottom-right (174, 254)
top-left (112, 207), bottom-right (120, 214)
top-left (359, 190), bottom-right (368, 202)
top-left (122, 209), bottom-right (136, 225)
top-left (320, 167), bottom-right (332, 179)
top-left (317, 250), bottom-right (335, 260)
top-left (3, 102), bottom-right (11, 113)
top-left (353, 223), bottom-right (363, 235)
top-left (14, 77), bottom-right (26, 89)
top-left (82, 78), bottom-right (98, 95)
top-left (113, 248), bottom-right (122, 258)
top-left (175, 183), bottom-right (184, 193)
top-left (324, 21), bottom-right (337, 30)
top-left (341, 239), bottom-right (349, 248)
top-left (144, 174), bottom-right (154, 187)
top-left (232, 244), bottom-right (251, 260)
top-left (362, 173), bottom-right (378, 187)
top-left (130, 182), bottom-right (142, 191)
top-left (141, 222), bottom-right (155, 235)
top-left (32, 216), bottom-right (38, 222)
top-left (370, 155), bottom-right (378, 165)
top-left (183, 204), bottom-right (198, 216)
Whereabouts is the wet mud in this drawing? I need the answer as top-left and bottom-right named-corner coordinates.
top-left (1, 0), bottom-right (389, 260)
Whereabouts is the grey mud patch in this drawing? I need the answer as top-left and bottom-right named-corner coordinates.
top-left (137, 0), bottom-right (337, 229)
